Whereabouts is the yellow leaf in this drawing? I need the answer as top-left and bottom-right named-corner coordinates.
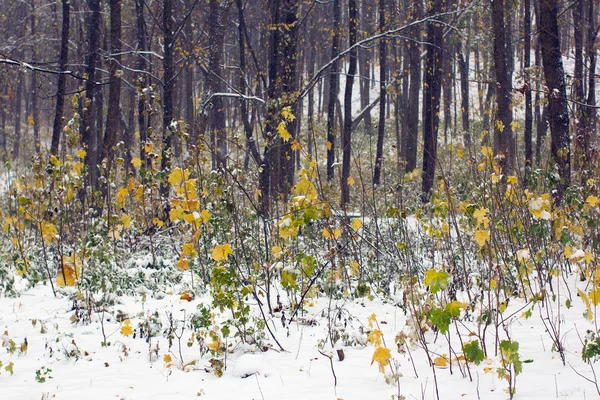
top-left (371, 347), bottom-right (392, 373)
top-left (49, 155), bottom-right (60, 167)
top-left (481, 146), bottom-right (493, 159)
top-left (277, 122), bottom-right (292, 142)
top-left (144, 142), bottom-right (154, 154)
top-left (433, 355), bottom-right (449, 368)
top-left (578, 288), bottom-right (594, 321)
top-left (207, 337), bottom-right (221, 352)
top-left (28, 114), bottom-right (35, 126)
top-left (212, 244), bottom-right (232, 262)
top-left (168, 168), bottom-right (185, 186)
top-left (587, 196), bottom-right (600, 207)
top-left (347, 176), bottom-right (355, 186)
top-left (367, 313), bottom-right (377, 328)
top-left (351, 218), bottom-right (362, 231)
top-left (291, 139), bottom-right (302, 151)
top-left (473, 229), bottom-right (490, 247)
top-left (473, 207), bottom-right (488, 225)
top-left (116, 187), bottom-right (129, 204)
top-left (507, 175), bottom-right (518, 184)
top-left (41, 221), bottom-right (58, 244)
top-left (368, 329), bottom-right (383, 347)
top-left (120, 213), bottom-right (131, 229)
top-left (200, 209), bottom-right (210, 224)
top-left (56, 262), bottom-right (80, 287)
top-left (322, 226), bottom-right (341, 240)
top-left (177, 258), bottom-right (189, 271)
top-left (326, 141), bottom-right (332, 151)
top-left (180, 290), bottom-right (194, 301)
top-left (170, 207), bottom-right (185, 222)
top-left (120, 319), bottom-right (133, 337)
top-left (131, 157), bottom-right (142, 168)
top-left (281, 106), bottom-right (295, 121)
top-left (272, 245), bottom-right (283, 259)
top-left (153, 218), bottom-right (164, 228)
top-left (77, 149), bottom-right (87, 159)
top-left (490, 279), bottom-right (497, 290)
top-left (182, 243), bottom-right (197, 257)
top-left (163, 353), bottom-right (173, 364)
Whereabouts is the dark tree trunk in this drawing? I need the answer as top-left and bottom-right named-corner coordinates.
top-left (80, 0), bottom-right (102, 188)
top-left (457, 44), bottom-right (470, 144)
top-left (160, 0), bottom-right (174, 199)
top-left (405, 0), bottom-right (422, 173)
top-left (358, 1), bottom-right (372, 137)
top-left (421, 0), bottom-right (444, 198)
top-left (539, 0), bottom-right (571, 201)
top-left (102, 0), bottom-right (122, 171)
top-left (236, 0), bottom-right (260, 167)
top-left (12, 73), bottom-right (23, 161)
top-left (205, 0), bottom-right (232, 169)
top-left (373, 0), bottom-right (386, 186)
top-left (30, 0), bottom-right (40, 153)
top-left (581, 0), bottom-right (597, 173)
top-left (492, 0), bottom-right (514, 174)
top-left (524, 0), bottom-right (533, 173)
top-left (341, 0), bottom-right (358, 207)
top-left (326, 0), bottom-right (341, 181)
top-left (135, 0), bottom-right (149, 168)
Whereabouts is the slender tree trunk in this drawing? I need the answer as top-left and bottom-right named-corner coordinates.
top-left (80, 0), bottom-right (102, 189)
top-left (102, 0), bottom-right (122, 172)
top-left (326, 0), bottom-right (341, 181)
top-left (373, 0), bottom-right (386, 186)
top-left (524, 0), bottom-right (533, 173)
top-left (341, 0), bottom-right (358, 207)
top-left (160, 0), bottom-right (174, 199)
top-left (492, 0), bottom-right (514, 174)
top-left (359, 1), bottom-right (372, 137)
top-left (421, 0), bottom-right (444, 198)
top-left (539, 0), bottom-right (571, 201)
top-left (30, 0), bottom-right (40, 153)
top-left (12, 73), bottom-right (23, 161)
top-left (405, 0), bottom-right (422, 173)
top-left (236, 0), bottom-right (260, 167)
top-left (135, 0), bottom-right (149, 168)
top-left (458, 44), bottom-right (470, 144)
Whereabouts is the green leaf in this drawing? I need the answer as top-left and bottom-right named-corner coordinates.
top-left (428, 307), bottom-right (451, 334)
top-left (445, 300), bottom-right (464, 318)
top-left (424, 269), bottom-right (450, 294)
top-left (4, 361), bottom-right (14, 375)
top-left (500, 339), bottom-right (523, 376)
top-left (463, 340), bottom-right (485, 365)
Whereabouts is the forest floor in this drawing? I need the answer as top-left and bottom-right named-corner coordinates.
top-left (1, 269), bottom-right (598, 400)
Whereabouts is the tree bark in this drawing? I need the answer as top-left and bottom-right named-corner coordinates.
top-left (524, 0), bottom-right (533, 172)
top-left (102, 0), bottom-right (122, 173)
top-left (492, 0), bottom-right (514, 174)
top-left (539, 0), bottom-right (571, 201)
top-left (373, 0), bottom-right (386, 186)
top-left (341, 0), bottom-right (358, 207)
top-left (421, 0), bottom-right (444, 198)
top-left (405, 0), bottom-right (422, 173)
top-left (326, 0), bottom-right (341, 181)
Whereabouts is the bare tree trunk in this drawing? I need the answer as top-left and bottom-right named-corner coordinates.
top-left (341, 0), bottom-right (358, 207)
top-left (160, 0), bottom-right (174, 199)
top-left (492, 0), bottom-right (514, 174)
top-left (540, 0), bottom-right (571, 201)
top-left (405, 0), bottom-right (421, 173)
top-left (135, 0), bottom-right (149, 168)
top-left (102, 0), bottom-right (122, 173)
top-left (457, 44), bottom-right (470, 144)
top-left (524, 0), bottom-right (533, 173)
top-left (80, 0), bottom-right (102, 189)
top-left (358, 0), bottom-right (372, 137)
top-left (421, 0), bottom-right (444, 198)
top-left (373, 0), bottom-right (386, 186)
top-left (236, 0), bottom-right (260, 167)
top-left (30, 0), bottom-right (40, 153)
top-left (12, 73), bottom-right (23, 161)
top-left (326, 0), bottom-right (341, 181)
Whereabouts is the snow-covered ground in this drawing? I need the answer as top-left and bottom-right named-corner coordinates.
top-left (1, 271), bottom-right (599, 400)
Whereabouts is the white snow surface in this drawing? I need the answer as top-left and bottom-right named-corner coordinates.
top-left (1, 272), bottom-right (599, 400)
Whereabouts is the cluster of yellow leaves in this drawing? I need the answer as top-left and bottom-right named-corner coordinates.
top-left (56, 253), bottom-right (84, 287)
top-left (212, 243), bottom-right (232, 263)
top-left (367, 313), bottom-right (392, 374)
top-left (120, 319), bottom-right (133, 337)
top-left (472, 207), bottom-right (490, 247)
